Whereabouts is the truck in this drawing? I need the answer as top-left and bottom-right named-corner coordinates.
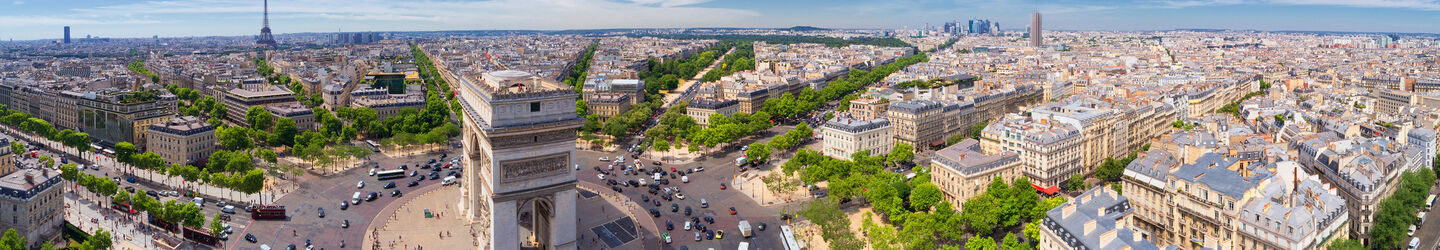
top-left (738, 220), bottom-right (753, 238)
top-left (735, 157), bottom-right (748, 167)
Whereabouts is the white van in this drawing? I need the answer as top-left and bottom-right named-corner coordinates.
top-left (352, 192), bottom-right (363, 204)
top-left (221, 205), bottom-right (236, 214)
top-left (192, 197), bottom-right (204, 207)
top-left (442, 176), bottom-right (457, 185)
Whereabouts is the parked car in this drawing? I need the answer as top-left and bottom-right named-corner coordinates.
top-left (341, 220), bottom-right (350, 228)
top-left (318, 208), bottom-right (325, 218)
top-left (408, 181), bottom-right (419, 187)
top-left (356, 181), bottom-right (365, 188)
top-left (366, 192), bottom-right (378, 201)
top-left (391, 190), bottom-right (402, 197)
top-left (244, 233), bottom-right (258, 243)
top-left (340, 202), bottom-right (349, 210)
top-left (383, 181), bottom-right (396, 189)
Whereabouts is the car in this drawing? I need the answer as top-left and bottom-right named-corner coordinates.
top-left (222, 205), bottom-right (236, 214)
top-left (681, 176), bottom-right (689, 183)
top-left (383, 181), bottom-right (396, 189)
top-left (90, 165), bottom-right (99, 170)
top-left (648, 208), bottom-right (660, 217)
top-left (666, 221), bottom-right (674, 231)
top-left (716, 230), bottom-right (724, 239)
top-left (369, 169), bottom-right (377, 176)
top-left (662, 232), bottom-right (671, 244)
top-left (219, 214), bottom-right (231, 221)
top-left (611, 185), bottom-right (622, 192)
top-left (341, 220), bottom-right (350, 228)
top-left (653, 200), bottom-right (661, 206)
top-left (245, 233), bottom-right (258, 243)
top-left (447, 171), bottom-right (459, 177)
top-left (654, 161), bottom-right (663, 166)
top-left (671, 204), bottom-right (679, 212)
top-left (366, 192), bottom-right (378, 201)
top-left (391, 190), bottom-right (402, 197)
top-left (704, 216), bottom-right (714, 224)
top-left (706, 231), bottom-right (715, 240)
top-left (193, 197), bottom-right (205, 207)
top-left (700, 199), bottom-right (708, 208)
top-left (430, 172), bottom-right (441, 180)
top-left (409, 170), bottom-right (419, 177)
top-left (224, 224), bottom-right (233, 234)
top-left (720, 183), bottom-right (727, 190)
top-left (428, 159), bottom-right (437, 164)
top-left (597, 174), bottom-right (605, 180)
top-left (408, 181), bottom-right (419, 187)
top-left (147, 190), bottom-right (158, 197)
top-left (729, 207), bottom-right (737, 215)
top-left (421, 164), bottom-right (432, 170)
top-left (694, 232), bottom-right (702, 241)
top-left (641, 195), bottom-right (650, 202)
top-left (126, 177), bottom-right (136, 183)
top-left (758, 222), bottom-right (767, 231)
top-left (399, 165), bottom-right (409, 170)
top-left (356, 181), bottom-right (365, 188)
top-left (318, 208), bottom-right (325, 218)
top-left (340, 202), bottom-right (349, 210)
top-left (599, 157), bottom-right (609, 161)
top-left (684, 206), bottom-right (692, 216)
top-left (695, 167), bottom-right (705, 172)
top-left (684, 221), bottom-right (692, 231)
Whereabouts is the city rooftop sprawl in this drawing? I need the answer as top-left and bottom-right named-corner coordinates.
top-left (1, 6), bottom-right (1440, 250)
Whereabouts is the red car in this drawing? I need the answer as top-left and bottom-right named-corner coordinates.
top-left (728, 207), bottom-right (736, 215)
top-left (720, 183), bottom-right (727, 190)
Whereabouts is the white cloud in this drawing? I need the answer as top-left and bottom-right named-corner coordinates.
top-left (1266, 0), bottom-right (1440, 10)
top-left (12, 1), bottom-right (22, 5)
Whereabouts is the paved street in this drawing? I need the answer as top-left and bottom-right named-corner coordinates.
top-left (1416, 182), bottom-right (1440, 250)
top-left (574, 125), bottom-right (805, 250)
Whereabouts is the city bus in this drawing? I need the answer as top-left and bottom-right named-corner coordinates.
top-left (376, 169), bottom-right (406, 180)
top-left (251, 206), bottom-right (287, 220)
top-left (182, 226), bottom-right (219, 246)
top-left (148, 214), bottom-right (179, 233)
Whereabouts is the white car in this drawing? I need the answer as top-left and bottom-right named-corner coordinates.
top-left (681, 176), bottom-right (689, 183)
top-left (597, 174), bottom-right (606, 180)
top-left (599, 157), bottom-right (609, 161)
top-left (676, 193), bottom-right (686, 200)
top-left (357, 181), bottom-right (365, 188)
top-left (684, 221), bottom-right (692, 231)
top-left (695, 167), bottom-right (705, 172)
top-left (369, 169), bottom-right (377, 176)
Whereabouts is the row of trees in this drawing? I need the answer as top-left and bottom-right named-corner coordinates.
top-left (62, 162), bottom-right (222, 237)
top-left (699, 42), bottom-right (755, 82)
top-left (564, 42), bottom-right (599, 94)
top-left (640, 42), bottom-right (734, 95)
top-left (127, 59), bottom-right (160, 83)
top-left (1216, 90), bottom-right (1266, 120)
top-left (112, 142), bottom-right (268, 201)
top-left (1367, 168), bottom-right (1436, 249)
top-left (0, 105), bottom-right (93, 152)
top-left (762, 52), bottom-right (929, 119)
top-left (1, 227), bottom-right (107, 250)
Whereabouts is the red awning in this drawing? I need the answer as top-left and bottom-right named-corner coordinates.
top-left (1032, 184), bottom-right (1060, 195)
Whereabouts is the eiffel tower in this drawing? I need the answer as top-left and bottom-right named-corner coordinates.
top-left (255, 0), bottom-right (277, 47)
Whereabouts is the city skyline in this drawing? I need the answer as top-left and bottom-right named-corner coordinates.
top-left (3, 0), bottom-right (1440, 41)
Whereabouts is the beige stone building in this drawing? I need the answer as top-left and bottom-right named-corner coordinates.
top-left (980, 114), bottom-right (1084, 187)
top-left (688, 99), bottom-right (739, 126)
top-left (582, 93), bottom-right (631, 119)
top-left (820, 116), bottom-right (893, 160)
top-left (1123, 153), bottom-right (1349, 250)
top-left (0, 167), bottom-right (65, 248)
top-left (887, 100), bottom-right (943, 148)
top-left (929, 139), bottom-right (1020, 206)
top-left (146, 116), bottom-right (216, 166)
top-left (848, 97), bottom-right (889, 120)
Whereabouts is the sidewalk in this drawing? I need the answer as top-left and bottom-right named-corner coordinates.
top-left (576, 181), bottom-right (659, 248)
top-left (363, 184), bottom-right (478, 250)
top-left (65, 192), bottom-right (177, 250)
top-left (0, 125), bottom-right (290, 206)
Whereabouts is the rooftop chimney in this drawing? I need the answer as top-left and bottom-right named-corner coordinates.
top-left (1084, 220), bottom-right (1098, 235)
top-left (1099, 229), bottom-right (1118, 247)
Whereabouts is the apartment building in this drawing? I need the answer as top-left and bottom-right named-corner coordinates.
top-left (1123, 153), bottom-right (1349, 250)
top-left (222, 84), bottom-right (296, 126)
top-left (980, 114), bottom-right (1084, 187)
top-left (687, 99), bottom-right (738, 126)
top-left (1294, 132), bottom-right (1429, 245)
top-left (266, 103), bottom-right (316, 132)
top-left (0, 167), bottom-right (64, 248)
top-left (820, 115), bottom-right (893, 160)
top-left (582, 93), bottom-right (631, 119)
top-left (351, 94), bottom-right (427, 121)
top-left (888, 100), bottom-right (943, 148)
top-left (146, 116), bottom-right (216, 166)
top-left (930, 139), bottom-right (1021, 206)
top-left (1039, 186), bottom-right (1170, 249)
top-left (75, 88), bottom-right (179, 148)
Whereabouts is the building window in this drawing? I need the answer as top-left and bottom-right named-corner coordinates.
top-left (531, 102), bottom-right (541, 112)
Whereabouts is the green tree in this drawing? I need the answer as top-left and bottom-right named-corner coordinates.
top-left (745, 142), bottom-right (771, 164)
top-left (217, 126), bottom-right (254, 150)
top-left (1067, 174), bottom-right (1086, 191)
top-left (964, 236), bottom-right (996, 250)
top-left (209, 213), bottom-right (226, 236)
top-left (115, 142), bottom-right (137, 164)
top-left (653, 140), bottom-right (670, 152)
top-left (246, 106), bottom-right (276, 131)
top-left (1327, 238), bottom-right (1365, 250)
top-left (887, 143), bottom-right (914, 166)
top-left (1000, 233), bottom-right (1030, 250)
top-left (575, 99), bottom-right (589, 116)
top-left (274, 117), bottom-right (298, 146)
top-left (0, 229), bottom-right (24, 250)
top-left (908, 183), bottom-right (942, 212)
top-left (1023, 221), bottom-right (1041, 243)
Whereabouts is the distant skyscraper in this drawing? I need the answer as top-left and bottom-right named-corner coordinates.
top-left (1030, 12), bottom-right (1042, 47)
top-left (967, 19), bottom-right (993, 35)
top-left (255, 0), bottom-right (277, 47)
top-left (63, 26), bottom-right (70, 44)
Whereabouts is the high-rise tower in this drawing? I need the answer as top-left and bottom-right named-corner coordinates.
top-left (1030, 12), bottom-right (1043, 47)
top-left (63, 26), bottom-right (70, 44)
top-left (255, 0), bottom-right (277, 47)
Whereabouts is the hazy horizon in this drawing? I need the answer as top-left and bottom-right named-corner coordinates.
top-left (3, 0), bottom-right (1440, 41)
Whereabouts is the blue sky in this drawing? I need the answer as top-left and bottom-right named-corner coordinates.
top-left (2, 0), bottom-right (1439, 41)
